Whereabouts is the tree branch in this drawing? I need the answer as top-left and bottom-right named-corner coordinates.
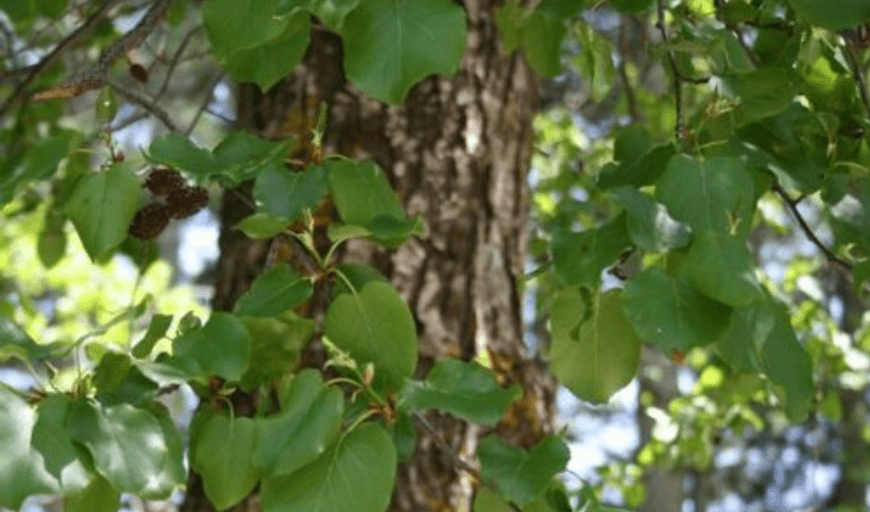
top-left (0, 0), bottom-right (123, 118)
top-left (772, 183), bottom-right (852, 270)
top-left (107, 80), bottom-right (179, 133)
top-left (655, 0), bottom-right (685, 140)
top-left (31, 0), bottom-right (173, 102)
top-left (842, 37), bottom-right (870, 120)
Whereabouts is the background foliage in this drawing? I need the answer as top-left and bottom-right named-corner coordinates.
top-left (3, 0), bottom-right (870, 511)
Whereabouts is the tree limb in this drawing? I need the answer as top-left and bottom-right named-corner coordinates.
top-left (0, 0), bottom-right (122, 118)
top-left (772, 183), bottom-right (852, 270)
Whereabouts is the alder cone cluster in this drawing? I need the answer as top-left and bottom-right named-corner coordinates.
top-left (144, 168), bottom-right (185, 196)
top-left (167, 185), bottom-right (209, 219)
top-left (129, 168), bottom-right (209, 240)
top-left (129, 203), bottom-right (171, 240)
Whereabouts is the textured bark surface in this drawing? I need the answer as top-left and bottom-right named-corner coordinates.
top-left (181, 2), bottom-right (556, 511)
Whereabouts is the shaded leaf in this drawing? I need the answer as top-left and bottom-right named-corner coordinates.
top-left (324, 280), bottom-right (418, 392)
top-left (260, 423), bottom-right (396, 512)
top-left (234, 265), bottom-right (313, 317)
top-left (66, 401), bottom-right (173, 497)
top-left (254, 163), bottom-right (328, 222)
top-left (610, 187), bottom-right (691, 252)
top-left (239, 312), bottom-right (314, 390)
top-left (551, 215), bottom-right (631, 287)
top-left (401, 358), bottom-right (522, 425)
top-left (656, 155), bottom-right (755, 238)
top-left (65, 163), bottom-right (141, 260)
top-left (681, 230), bottom-right (764, 308)
top-left (477, 434), bottom-right (570, 505)
top-left (191, 413), bottom-right (260, 510)
top-left (132, 314), bottom-right (173, 358)
top-left (170, 312), bottom-right (251, 381)
top-left (253, 370), bottom-right (343, 476)
top-left (623, 268), bottom-right (732, 353)
top-left (64, 475), bottom-right (118, 512)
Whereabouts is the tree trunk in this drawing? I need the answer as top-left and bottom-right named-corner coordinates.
top-left (181, 2), bottom-right (556, 511)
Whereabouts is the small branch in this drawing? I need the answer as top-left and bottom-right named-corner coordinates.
top-left (155, 26), bottom-right (201, 99)
top-left (842, 38), bottom-right (870, 120)
top-left (32, 0), bottom-right (173, 101)
top-left (772, 183), bottom-right (852, 270)
top-left (107, 80), bottom-right (179, 133)
top-left (0, 0), bottom-right (122, 118)
top-left (655, 0), bottom-right (685, 140)
top-left (185, 73), bottom-right (226, 135)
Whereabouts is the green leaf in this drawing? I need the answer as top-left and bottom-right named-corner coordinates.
top-left (551, 215), bottom-right (631, 287)
top-left (723, 68), bottom-right (800, 123)
top-left (221, 12), bottom-right (310, 91)
top-left (477, 434), bottom-right (569, 505)
top-left (191, 413), bottom-right (260, 510)
top-left (239, 312), bottom-right (314, 390)
top-left (623, 268), bottom-right (732, 354)
top-left (31, 394), bottom-right (90, 489)
top-left (327, 159), bottom-right (417, 246)
top-left (132, 314), bottom-right (173, 358)
top-left (536, 0), bottom-right (586, 19)
top-left (234, 265), bottom-right (314, 317)
top-left (788, 0), bottom-right (870, 30)
top-left (95, 87), bottom-right (118, 123)
top-left (549, 289), bottom-right (641, 403)
top-left (93, 353), bottom-right (159, 406)
top-left (309, 0), bottom-right (361, 31)
top-left (37, 209), bottom-right (67, 268)
top-left (147, 134), bottom-right (216, 179)
top-left (64, 475), bottom-right (119, 512)
top-left (0, 386), bottom-right (59, 509)
top-left (202, 0), bottom-right (289, 58)
top-left (324, 280), bottom-right (418, 392)
top-left (254, 163), bottom-right (328, 222)
top-left (253, 370), bottom-right (343, 476)
top-left (65, 163), bottom-right (141, 260)
top-left (170, 312), bottom-right (251, 381)
top-left (260, 423), bottom-right (397, 512)
top-left (474, 488), bottom-right (514, 512)
top-left (596, 144), bottom-right (675, 189)
top-left (342, 0), bottom-right (467, 104)
top-left (327, 159), bottom-right (404, 224)
top-left (66, 401), bottom-right (173, 497)
top-left (495, 0), bottom-right (524, 52)
top-left (235, 212), bottom-right (290, 239)
top-left (681, 231), bottom-right (764, 308)
top-left (610, 187), bottom-right (691, 252)
top-left (0, 316), bottom-right (53, 362)
top-left (401, 358), bottom-right (522, 425)
top-left (522, 11), bottom-right (567, 77)
top-left (213, 131), bottom-right (295, 185)
top-left (610, 0), bottom-right (654, 13)
top-left (656, 155), bottom-right (755, 238)
top-left (758, 300), bottom-right (814, 421)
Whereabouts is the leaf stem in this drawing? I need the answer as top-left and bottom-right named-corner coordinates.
top-left (772, 183), bottom-right (851, 270)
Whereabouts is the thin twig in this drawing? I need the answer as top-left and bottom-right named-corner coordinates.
top-left (772, 183), bottom-right (852, 270)
top-left (32, 0), bottom-right (173, 101)
top-left (108, 80), bottom-right (179, 132)
top-left (843, 39), bottom-right (870, 120)
top-left (655, 0), bottom-right (685, 140)
top-left (0, 0), bottom-right (122, 117)
top-left (185, 73), bottom-right (225, 135)
top-left (155, 26), bottom-right (201, 99)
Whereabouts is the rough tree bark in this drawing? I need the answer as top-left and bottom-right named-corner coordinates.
top-left (180, 2), bottom-right (556, 511)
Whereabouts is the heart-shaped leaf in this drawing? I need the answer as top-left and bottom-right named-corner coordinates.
top-left (401, 358), bottom-right (521, 425)
top-left (342, 0), bottom-right (467, 104)
top-left (260, 423), bottom-right (396, 512)
top-left (253, 370), bottom-right (343, 476)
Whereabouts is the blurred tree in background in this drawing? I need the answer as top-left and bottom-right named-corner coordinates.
top-left (2, 1), bottom-right (870, 512)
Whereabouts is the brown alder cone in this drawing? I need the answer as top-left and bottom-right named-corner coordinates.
top-left (167, 186), bottom-right (209, 219)
top-left (129, 203), bottom-right (171, 240)
top-left (144, 168), bottom-right (185, 196)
